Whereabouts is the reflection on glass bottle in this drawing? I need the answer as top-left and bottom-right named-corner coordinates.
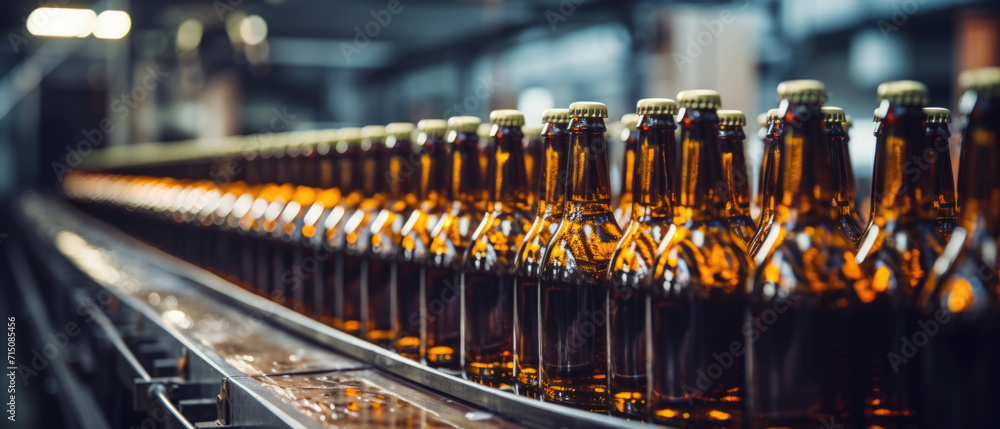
top-left (513, 109), bottom-right (570, 398)
top-left (539, 101), bottom-right (622, 412)
top-left (615, 113), bottom-right (640, 229)
top-left (397, 120), bottom-right (450, 360)
top-left (745, 80), bottom-right (862, 428)
top-left (648, 91), bottom-right (750, 428)
top-left (918, 67), bottom-right (1000, 429)
top-left (463, 110), bottom-right (533, 387)
top-left (424, 116), bottom-right (486, 373)
top-left (605, 99), bottom-right (677, 419)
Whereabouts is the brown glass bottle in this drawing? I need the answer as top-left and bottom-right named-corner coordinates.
top-left (295, 130), bottom-right (341, 318)
top-left (850, 81), bottom-right (957, 427)
top-left (922, 107), bottom-right (958, 238)
top-left (522, 124), bottom-right (544, 214)
top-left (477, 123), bottom-right (493, 187)
top-left (718, 110), bottom-right (757, 245)
top-left (341, 125), bottom-right (389, 338)
top-left (423, 116), bottom-right (486, 372)
top-left (539, 101), bottom-right (623, 412)
top-left (614, 113), bottom-right (640, 229)
top-left (821, 107), bottom-right (865, 249)
top-left (462, 110), bottom-right (533, 387)
top-left (753, 108), bottom-right (781, 235)
top-left (397, 119), bottom-right (450, 360)
top-left (606, 99), bottom-right (678, 419)
top-left (647, 91), bottom-right (750, 428)
top-left (918, 66), bottom-right (1000, 429)
top-left (745, 80), bottom-right (861, 427)
top-left (513, 108), bottom-right (571, 398)
top-left (321, 128), bottom-right (364, 330)
top-left (361, 122), bottom-right (418, 348)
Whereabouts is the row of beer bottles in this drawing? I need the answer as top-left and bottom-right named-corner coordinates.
top-left (62, 66), bottom-right (1000, 427)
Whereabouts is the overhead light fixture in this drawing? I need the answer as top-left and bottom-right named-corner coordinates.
top-left (93, 10), bottom-right (131, 39)
top-left (27, 7), bottom-right (97, 38)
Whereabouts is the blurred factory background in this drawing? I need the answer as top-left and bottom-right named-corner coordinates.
top-left (1, 0), bottom-right (999, 222)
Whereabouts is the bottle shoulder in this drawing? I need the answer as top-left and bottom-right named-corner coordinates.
top-left (540, 215), bottom-right (623, 284)
top-left (513, 215), bottom-right (560, 277)
top-left (464, 210), bottom-right (534, 272)
top-left (651, 220), bottom-right (750, 295)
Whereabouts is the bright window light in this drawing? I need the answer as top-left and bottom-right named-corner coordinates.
top-left (93, 10), bottom-right (131, 39)
top-left (27, 7), bottom-right (97, 38)
top-left (239, 15), bottom-right (268, 45)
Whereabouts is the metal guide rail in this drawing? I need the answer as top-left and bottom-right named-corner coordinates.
top-left (14, 191), bottom-right (658, 429)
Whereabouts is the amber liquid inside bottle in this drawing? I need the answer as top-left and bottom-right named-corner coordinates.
top-left (539, 116), bottom-right (622, 412)
top-left (513, 121), bottom-right (570, 398)
top-left (463, 123), bottom-right (533, 387)
top-left (424, 129), bottom-right (486, 372)
top-left (648, 107), bottom-right (749, 428)
top-left (397, 133), bottom-right (450, 360)
top-left (918, 89), bottom-right (1000, 428)
top-left (322, 143), bottom-right (365, 331)
top-left (852, 102), bottom-right (957, 427)
top-left (719, 123), bottom-right (757, 246)
top-left (746, 100), bottom-right (861, 428)
top-left (606, 112), bottom-right (677, 419)
top-left (615, 126), bottom-right (639, 228)
top-left (524, 132), bottom-right (544, 213)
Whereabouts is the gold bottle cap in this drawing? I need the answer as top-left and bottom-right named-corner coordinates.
top-left (924, 107), bottom-right (951, 124)
top-left (677, 90), bottom-right (722, 109)
top-left (477, 123), bottom-right (493, 139)
top-left (959, 66), bottom-right (1000, 97)
top-left (844, 115), bottom-right (853, 130)
top-left (522, 125), bottom-right (543, 138)
top-left (620, 113), bottom-right (640, 131)
top-left (636, 98), bottom-right (679, 115)
top-left (489, 109), bottom-right (525, 127)
top-left (569, 101), bottom-right (609, 118)
top-left (361, 125), bottom-right (386, 140)
top-left (541, 108), bottom-right (570, 124)
top-left (718, 110), bottom-right (746, 127)
top-left (447, 116), bottom-right (481, 133)
top-left (822, 106), bottom-right (846, 124)
top-left (385, 122), bottom-right (415, 139)
top-left (417, 119), bottom-right (448, 137)
top-left (766, 108), bottom-right (781, 125)
top-left (876, 80), bottom-right (928, 106)
top-left (777, 79), bottom-right (828, 104)
top-left (338, 127), bottom-right (363, 144)
top-left (873, 108), bottom-right (881, 123)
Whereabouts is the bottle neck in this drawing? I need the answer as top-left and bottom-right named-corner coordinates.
top-left (361, 140), bottom-right (388, 199)
top-left (633, 114), bottom-right (676, 220)
top-left (342, 147), bottom-right (365, 199)
top-left (676, 107), bottom-right (727, 221)
top-left (771, 101), bottom-right (838, 223)
top-left (387, 139), bottom-right (416, 204)
top-left (826, 121), bottom-right (856, 207)
top-left (420, 136), bottom-right (450, 211)
top-left (958, 93), bottom-right (1000, 235)
top-left (870, 103), bottom-right (948, 224)
top-left (719, 125), bottom-right (753, 219)
top-left (488, 125), bottom-right (531, 212)
top-left (540, 122), bottom-right (570, 216)
top-left (926, 123), bottom-right (957, 222)
top-left (450, 131), bottom-right (487, 211)
top-left (620, 128), bottom-right (638, 202)
top-left (567, 117), bottom-right (614, 209)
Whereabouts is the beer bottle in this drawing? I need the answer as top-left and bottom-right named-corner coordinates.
top-left (851, 81), bottom-right (957, 427)
top-left (296, 130), bottom-right (342, 318)
top-left (538, 101), bottom-right (623, 412)
top-left (754, 108), bottom-right (781, 231)
top-left (513, 108), bottom-right (571, 398)
top-left (397, 119), bottom-right (450, 360)
top-left (917, 67), bottom-right (1000, 428)
top-left (321, 127), bottom-right (364, 329)
top-left (272, 185), bottom-right (315, 310)
top-left (424, 116), bottom-right (486, 372)
top-left (825, 106), bottom-right (865, 247)
top-left (745, 80), bottom-right (861, 427)
top-left (340, 125), bottom-right (389, 337)
top-left (648, 91), bottom-right (750, 427)
top-left (606, 98), bottom-right (678, 419)
top-left (522, 124), bottom-right (544, 213)
top-left (463, 110), bottom-right (533, 387)
top-left (478, 123), bottom-right (493, 186)
top-left (923, 107), bottom-right (958, 239)
top-left (364, 122), bottom-right (418, 348)
top-left (718, 109), bottom-right (757, 245)
top-left (614, 113), bottom-right (640, 228)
